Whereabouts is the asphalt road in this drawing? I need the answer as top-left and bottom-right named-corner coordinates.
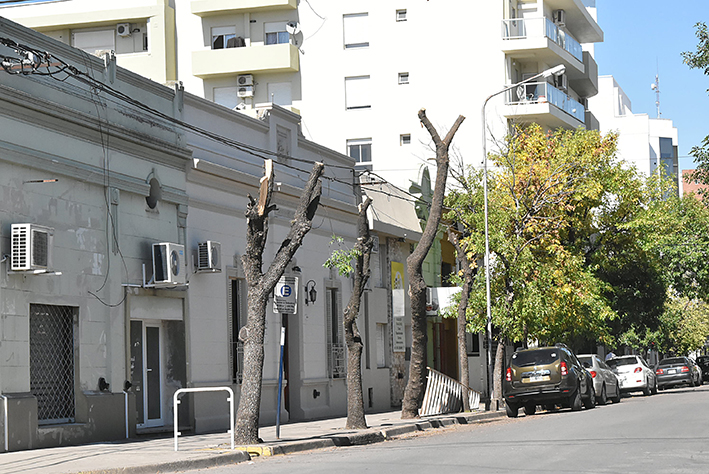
top-left (189, 385), bottom-right (709, 474)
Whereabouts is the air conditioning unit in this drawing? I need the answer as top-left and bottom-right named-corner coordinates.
top-left (197, 241), bottom-right (221, 272)
top-left (237, 85), bottom-right (254, 98)
top-left (152, 242), bottom-right (186, 286)
top-left (11, 223), bottom-right (54, 272)
top-left (237, 74), bottom-right (254, 86)
top-left (116, 23), bottom-right (132, 37)
top-left (552, 9), bottom-right (566, 27)
top-left (555, 73), bottom-right (568, 91)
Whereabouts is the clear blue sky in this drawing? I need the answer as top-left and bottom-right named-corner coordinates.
top-left (595, 0), bottom-right (709, 171)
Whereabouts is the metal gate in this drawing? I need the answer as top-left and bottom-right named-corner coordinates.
top-left (29, 304), bottom-right (76, 424)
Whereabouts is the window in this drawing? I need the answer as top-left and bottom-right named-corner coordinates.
top-left (326, 287), bottom-right (345, 378)
top-left (30, 304), bottom-right (77, 424)
top-left (212, 26), bottom-right (237, 49)
top-left (396, 9), bottom-right (407, 21)
top-left (345, 76), bottom-right (371, 109)
top-left (265, 22), bottom-right (289, 45)
top-left (466, 332), bottom-right (480, 356)
top-left (400, 134), bottom-right (411, 145)
top-left (228, 279), bottom-right (246, 383)
top-left (343, 13), bottom-right (369, 48)
top-left (398, 72), bottom-right (409, 84)
top-left (72, 29), bottom-right (115, 56)
top-left (347, 138), bottom-right (372, 166)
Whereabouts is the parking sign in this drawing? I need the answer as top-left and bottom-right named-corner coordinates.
top-left (273, 276), bottom-right (298, 313)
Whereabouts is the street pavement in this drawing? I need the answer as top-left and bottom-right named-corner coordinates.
top-left (0, 409), bottom-right (504, 474)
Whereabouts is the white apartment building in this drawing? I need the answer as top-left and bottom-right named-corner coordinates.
top-left (588, 75), bottom-right (681, 193)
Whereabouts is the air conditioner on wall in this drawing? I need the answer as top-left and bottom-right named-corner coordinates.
top-left (197, 241), bottom-right (221, 272)
top-left (116, 23), bottom-right (132, 37)
top-left (237, 74), bottom-right (253, 86)
top-left (237, 85), bottom-right (254, 98)
top-left (11, 223), bottom-right (54, 272)
top-left (152, 242), bottom-right (186, 286)
top-left (552, 10), bottom-right (566, 27)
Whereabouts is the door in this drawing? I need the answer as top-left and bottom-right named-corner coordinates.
top-left (140, 323), bottom-right (163, 428)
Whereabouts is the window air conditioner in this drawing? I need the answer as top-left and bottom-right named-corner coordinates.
top-left (152, 242), bottom-right (186, 286)
top-left (197, 241), bottom-right (222, 272)
top-left (237, 85), bottom-right (254, 98)
top-left (237, 74), bottom-right (254, 86)
top-left (552, 10), bottom-right (566, 27)
top-left (11, 223), bottom-right (54, 272)
top-left (117, 23), bottom-right (132, 37)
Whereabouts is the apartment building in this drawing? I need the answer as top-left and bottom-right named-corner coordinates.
top-left (588, 75), bottom-right (681, 193)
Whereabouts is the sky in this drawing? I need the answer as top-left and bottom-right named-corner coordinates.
top-left (595, 0), bottom-right (709, 172)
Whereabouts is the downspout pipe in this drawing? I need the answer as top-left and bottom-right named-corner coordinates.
top-left (1, 394), bottom-right (8, 452)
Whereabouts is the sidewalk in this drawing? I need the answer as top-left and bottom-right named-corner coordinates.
top-left (0, 410), bottom-right (504, 474)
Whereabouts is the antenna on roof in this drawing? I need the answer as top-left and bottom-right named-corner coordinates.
top-left (650, 61), bottom-right (661, 118)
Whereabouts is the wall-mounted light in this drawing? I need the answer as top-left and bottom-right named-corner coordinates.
top-left (304, 280), bottom-right (317, 305)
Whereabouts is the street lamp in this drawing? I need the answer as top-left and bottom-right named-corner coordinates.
top-left (481, 64), bottom-right (565, 410)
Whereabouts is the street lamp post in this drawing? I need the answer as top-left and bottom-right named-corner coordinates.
top-left (481, 64), bottom-right (565, 410)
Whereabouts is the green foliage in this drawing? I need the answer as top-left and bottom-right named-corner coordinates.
top-left (323, 235), bottom-right (361, 277)
top-left (656, 296), bottom-right (709, 355)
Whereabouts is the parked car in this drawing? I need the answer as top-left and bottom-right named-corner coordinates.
top-left (578, 354), bottom-right (622, 404)
top-left (607, 355), bottom-right (657, 396)
top-left (695, 356), bottom-right (709, 384)
top-left (655, 357), bottom-right (702, 390)
top-left (503, 344), bottom-right (596, 418)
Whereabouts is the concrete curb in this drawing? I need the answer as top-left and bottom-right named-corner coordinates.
top-left (85, 450), bottom-right (252, 474)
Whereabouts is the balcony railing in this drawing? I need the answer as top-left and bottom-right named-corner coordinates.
top-left (505, 81), bottom-right (585, 123)
top-left (502, 17), bottom-right (582, 62)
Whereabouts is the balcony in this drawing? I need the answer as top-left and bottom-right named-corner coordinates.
top-left (543, 0), bottom-right (603, 43)
top-left (192, 43), bottom-right (299, 78)
top-left (502, 17), bottom-right (583, 72)
top-left (191, 0), bottom-right (296, 17)
top-left (503, 81), bottom-right (585, 129)
top-left (569, 51), bottom-right (598, 98)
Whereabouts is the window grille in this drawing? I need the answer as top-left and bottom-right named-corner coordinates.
top-left (326, 288), bottom-right (346, 378)
top-left (228, 279), bottom-right (246, 383)
top-left (29, 304), bottom-right (76, 424)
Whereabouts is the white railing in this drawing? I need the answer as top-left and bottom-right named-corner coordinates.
top-left (173, 387), bottom-right (235, 452)
top-left (505, 81), bottom-right (585, 123)
top-left (501, 17), bottom-right (582, 62)
top-left (420, 367), bottom-right (480, 416)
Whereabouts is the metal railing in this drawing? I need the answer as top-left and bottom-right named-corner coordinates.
top-left (328, 343), bottom-right (346, 379)
top-left (173, 387), bottom-right (235, 451)
top-left (505, 81), bottom-right (585, 123)
top-left (502, 17), bottom-right (582, 62)
top-left (420, 367), bottom-right (481, 416)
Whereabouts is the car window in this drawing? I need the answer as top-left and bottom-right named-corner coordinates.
top-left (578, 356), bottom-right (592, 367)
top-left (510, 349), bottom-right (559, 367)
top-left (607, 357), bottom-right (638, 368)
top-left (659, 357), bottom-right (686, 365)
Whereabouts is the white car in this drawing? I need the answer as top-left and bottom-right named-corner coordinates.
top-left (607, 355), bottom-right (657, 396)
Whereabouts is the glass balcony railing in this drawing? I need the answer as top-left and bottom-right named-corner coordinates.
top-left (502, 17), bottom-right (582, 62)
top-left (505, 81), bottom-right (585, 123)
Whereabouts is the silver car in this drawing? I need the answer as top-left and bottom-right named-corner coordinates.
top-left (578, 354), bottom-right (621, 404)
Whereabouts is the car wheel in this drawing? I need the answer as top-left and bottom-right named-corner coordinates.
top-left (611, 385), bottom-right (621, 403)
top-left (651, 378), bottom-right (658, 395)
top-left (570, 388), bottom-right (582, 411)
top-left (524, 403), bottom-right (536, 416)
top-left (690, 376), bottom-right (696, 388)
top-left (506, 402), bottom-right (519, 418)
top-left (583, 384), bottom-right (596, 409)
top-left (598, 384), bottom-right (607, 405)
top-left (643, 379), bottom-right (652, 396)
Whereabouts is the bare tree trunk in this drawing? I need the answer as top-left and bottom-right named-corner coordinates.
top-left (448, 230), bottom-right (473, 412)
top-left (344, 197), bottom-right (374, 429)
top-left (401, 109), bottom-right (465, 419)
top-left (235, 159), bottom-right (325, 445)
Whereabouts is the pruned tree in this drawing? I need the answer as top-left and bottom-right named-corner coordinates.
top-left (324, 197), bottom-right (375, 429)
top-left (401, 109), bottom-right (465, 419)
top-left (235, 159), bottom-right (325, 445)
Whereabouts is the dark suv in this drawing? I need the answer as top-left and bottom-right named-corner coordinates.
top-left (503, 344), bottom-right (596, 417)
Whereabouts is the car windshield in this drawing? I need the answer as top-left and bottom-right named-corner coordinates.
top-left (511, 349), bottom-right (559, 367)
top-left (607, 357), bottom-right (637, 368)
top-left (659, 358), bottom-right (686, 365)
top-left (578, 356), bottom-right (593, 367)
top-left (698, 356), bottom-right (709, 363)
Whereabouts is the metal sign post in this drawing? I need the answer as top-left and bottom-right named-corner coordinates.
top-left (275, 318), bottom-right (286, 439)
top-left (273, 275), bottom-right (297, 439)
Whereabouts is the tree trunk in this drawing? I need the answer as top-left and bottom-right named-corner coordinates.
top-left (492, 337), bottom-right (505, 410)
top-left (235, 159), bottom-right (325, 445)
top-left (344, 197), bottom-right (374, 430)
top-left (401, 109), bottom-right (465, 419)
top-left (448, 230), bottom-right (473, 412)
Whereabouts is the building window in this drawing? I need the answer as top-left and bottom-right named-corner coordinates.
top-left (466, 332), bottom-right (480, 356)
top-left (347, 138), bottom-right (372, 167)
top-left (326, 287), bottom-right (345, 378)
top-left (398, 72), bottom-right (409, 85)
top-left (345, 76), bottom-right (371, 109)
top-left (343, 13), bottom-right (369, 48)
top-left (228, 279), bottom-right (246, 383)
top-left (265, 22), bottom-right (289, 45)
top-left (400, 134), bottom-right (411, 145)
top-left (396, 9), bottom-right (407, 21)
top-left (30, 304), bottom-right (77, 424)
top-left (212, 26), bottom-right (237, 49)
